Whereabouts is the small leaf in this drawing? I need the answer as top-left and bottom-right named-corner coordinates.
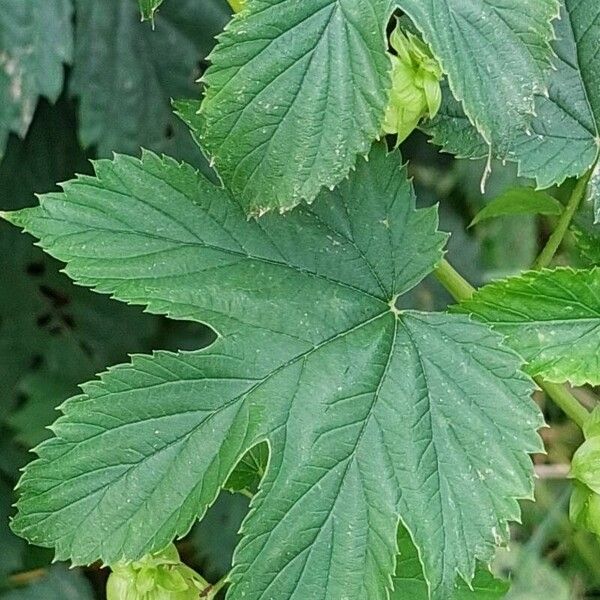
top-left (469, 188), bottom-right (563, 227)
top-left (455, 268), bottom-right (600, 386)
top-left (199, 0), bottom-right (392, 213)
top-left (5, 144), bottom-right (542, 599)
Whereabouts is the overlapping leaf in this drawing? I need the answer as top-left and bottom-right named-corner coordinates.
top-left (426, 0), bottom-right (600, 196)
top-left (199, 0), bottom-right (393, 214)
top-left (199, 0), bottom-right (557, 213)
top-left (396, 0), bottom-right (557, 156)
top-left (0, 0), bottom-right (72, 154)
top-left (456, 268), bottom-right (600, 386)
top-left (5, 145), bottom-right (542, 599)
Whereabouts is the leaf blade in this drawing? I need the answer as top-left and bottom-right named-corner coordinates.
top-left (199, 0), bottom-right (392, 213)
top-left (469, 188), bottom-right (563, 227)
top-left (6, 145), bottom-right (541, 599)
top-left (455, 268), bottom-right (600, 386)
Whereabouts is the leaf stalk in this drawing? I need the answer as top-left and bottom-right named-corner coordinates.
top-left (533, 168), bottom-right (593, 269)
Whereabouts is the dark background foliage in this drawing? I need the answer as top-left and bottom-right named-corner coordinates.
top-left (0, 1), bottom-right (597, 597)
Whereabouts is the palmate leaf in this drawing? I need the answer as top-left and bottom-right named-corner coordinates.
top-left (425, 0), bottom-right (600, 197)
top-left (0, 0), bottom-right (72, 154)
top-left (5, 145), bottom-right (542, 599)
top-left (456, 268), bottom-right (600, 386)
top-left (199, 0), bottom-right (393, 214)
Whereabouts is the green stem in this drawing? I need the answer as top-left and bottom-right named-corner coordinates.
top-left (434, 258), bottom-right (475, 302)
top-left (433, 258), bottom-right (589, 428)
top-left (538, 380), bottom-right (588, 429)
top-left (202, 573), bottom-right (229, 599)
top-left (533, 169), bottom-right (592, 269)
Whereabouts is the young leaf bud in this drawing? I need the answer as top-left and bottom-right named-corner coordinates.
top-left (106, 544), bottom-right (208, 600)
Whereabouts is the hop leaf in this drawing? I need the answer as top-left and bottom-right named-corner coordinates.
top-left (383, 24), bottom-right (443, 144)
top-left (106, 544), bottom-right (207, 600)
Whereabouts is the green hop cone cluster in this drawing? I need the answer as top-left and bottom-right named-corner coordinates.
top-left (570, 409), bottom-right (600, 536)
top-left (382, 24), bottom-right (443, 145)
top-left (106, 544), bottom-right (208, 600)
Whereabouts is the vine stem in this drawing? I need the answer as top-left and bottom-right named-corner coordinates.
top-left (433, 258), bottom-right (589, 428)
top-left (540, 381), bottom-right (588, 429)
top-left (533, 168), bottom-right (592, 269)
top-left (201, 573), bottom-right (229, 599)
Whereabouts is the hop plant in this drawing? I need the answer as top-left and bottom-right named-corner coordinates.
top-left (106, 544), bottom-right (208, 600)
top-left (382, 24), bottom-right (443, 144)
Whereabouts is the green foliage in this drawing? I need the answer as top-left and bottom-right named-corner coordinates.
top-left (71, 0), bottom-right (229, 159)
top-left (399, 0), bottom-right (558, 157)
top-left (392, 526), bottom-right (509, 598)
top-left (2, 2), bottom-right (600, 599)
top-left (5, 145), bottom-right (545, 599)
top-left (455, 268), bottom-right (600, 386)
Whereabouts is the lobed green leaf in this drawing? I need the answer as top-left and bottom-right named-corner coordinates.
top-left (6, 145), bottom-right (542, 599)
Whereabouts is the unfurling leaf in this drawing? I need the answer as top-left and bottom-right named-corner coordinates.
top-left (383, 24), bottom-right (443, 144)
top-left (107, 544), bottom-right (207, 600)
